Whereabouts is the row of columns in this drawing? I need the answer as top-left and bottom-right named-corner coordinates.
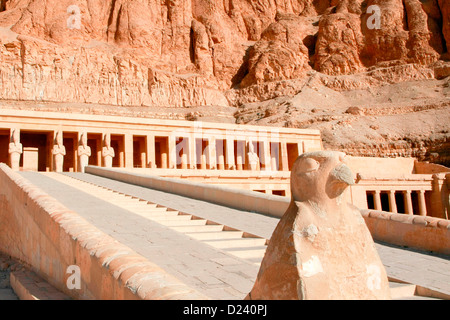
top-left (371, 189), bottom-right (427, 216)
top-left (170, 136), bottom-right (302, 172)
top-left (8, 129), bottom-right (113, 173)
top-left (7, 128), bottom-right (303, 173)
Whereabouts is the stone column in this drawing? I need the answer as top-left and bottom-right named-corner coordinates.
top-left (177, 137), bottom-right (189, 170)
top-left (270, 143), bottom-right (279, 172)
top-left (77, 132), bottom-right (91, 173)
top-left (280, 142), bottom-right (289, 171)
top-left (418, 190), bottom-right (427, 216)
top-left (102, 133), bottom-right (115, 168)
top-left (200, 140), bottom-right (207, 170)
top-left (180, 142), bottom-right (188, 169)
top-left (226, 138), bottom-right (235, 170)
top-left (404, 190), bottom-right (414, 215)
top-left (52, 130), bottom-right (66, 173)
top-left (388, 190), bottom-right (397, 213)
top-left (124, 134), bottom-right (133, 169)
top-left (216, 140), bottom-right (225, 170)
top-left (262, 139), bottom-right (271, 171)
top-left (235, 141), bottom-right (245, 171)
top-left (208, 136), bottom-right (217, 170)
top-left (146, 135), bottom-right (156, 168)
top-left (299, 141), bottom-right (305, 155)
top-left (8, 128), bottom-right (22, 171)
top-left (168, 135), bottom-right (177, 169)
top-left (374, 190), bottom-right (382, 211)
top-left (189, 135), bottom-right (196, 170)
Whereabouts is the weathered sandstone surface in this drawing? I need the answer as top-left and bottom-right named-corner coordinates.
top-left (247, 151), bottom-right (392, 300)
top-left (0, 0), bottom-right (448, 163)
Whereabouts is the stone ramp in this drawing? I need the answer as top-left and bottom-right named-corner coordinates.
top-left (20, 172), bottom-right (260, 300)
top-left (18, 172), bottom-right (450, 300)
top-left (45, 172), bottom-right (269, 268)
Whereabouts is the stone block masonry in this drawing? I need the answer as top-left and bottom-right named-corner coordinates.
top-left (0, 163), bottom-right (207, 300)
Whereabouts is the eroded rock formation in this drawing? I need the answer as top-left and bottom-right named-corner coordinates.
top-left (0, 0), bottom-right (448, 161)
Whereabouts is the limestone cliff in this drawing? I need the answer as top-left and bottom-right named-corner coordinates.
top-left (0, 0), bottom-right (448, 163)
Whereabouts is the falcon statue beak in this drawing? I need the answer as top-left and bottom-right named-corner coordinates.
top-left (331, 163), bottom-right (355, 186)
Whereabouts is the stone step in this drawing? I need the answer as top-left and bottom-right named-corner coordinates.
top-left (204, 238), bottom-right (267, 249)
top-left (186, 231), bottom-right (244, 240)
top-left (134, 210), bottom-right (180, 217)
top-left (149, 214), bottom-right (194, 221)
top-left (171, 225), bottom-right (225, 233)
top-left (109, 200), bottom-right (158, 206)
top-left (156, 219), bottom-right (208, 227)
top-left (51, 174), bottom-right (269, 266)
top-left (225, 247), bottom-right (267, 260)
top-left (122, 207), bottom-right (170, 213)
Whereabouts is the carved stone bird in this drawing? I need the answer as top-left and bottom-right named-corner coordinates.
top-left (246, 151), bottom-right (391, 300)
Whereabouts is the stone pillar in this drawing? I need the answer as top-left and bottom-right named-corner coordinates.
top-left (168, 135), bottom-right (177, 169)
top-left (200, 141), bottom-right (207, 170)
top-left (388, 190), bottom-right (397, 213)
top-left (124, 134), bottom-right (133, 169)
top-left (270, 143), bottom-right (279, 172)
top-left (180, 153), bottom-right (188, 169)
top-left (299, 141), bottom-right (305, 155)
top-left (77, 132), bottom-right (91, 173)
top-left (146, 135), bottom-right (156, 168)
top-left (280, 142), bottom-right (289, 171)
top-left (52, 130), bottom-right (66, 173)
top-left (226, 138), bottom-right (235, 170)
top-left (236, 141), bottom-right (245, 171)
top-left (404, 190), bottom-right (414, 215)
top-left (262, 139), bottom-right (271, 171)
top-left (418, 190), bottom-right (427, 216)
top-left (8, 128), bottom-right (22, 171)
top-left (189, 135), bottom-right (196, 170)
top-left (102, 133), bottom-right (115, 168)
top-left (216, 140), bottom-right (225, 170)
top-left (176, 137), bottom-right (189, 170)
top-left (208, 136), bottom-right (217, 170)
top-left (374, 190), bottom-right (382, 211)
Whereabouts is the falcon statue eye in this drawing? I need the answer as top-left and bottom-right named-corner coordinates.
top-left (297, 158), bottom-right (320, 173)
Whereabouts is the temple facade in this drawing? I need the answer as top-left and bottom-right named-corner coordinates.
top-left (0, 108), bottom-right (448, 220)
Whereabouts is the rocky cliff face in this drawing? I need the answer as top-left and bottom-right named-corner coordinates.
top-left (0, 0), bottom-right (449, 163)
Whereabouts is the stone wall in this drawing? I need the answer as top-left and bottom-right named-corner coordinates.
top-left (0, 163), bottom-right (206, 300)
top-left (362, 209), bottom-right (450, 255)
top-left (346, 156), bottom-right (416, 176)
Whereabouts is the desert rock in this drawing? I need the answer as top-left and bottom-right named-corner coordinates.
top-left (0, 0), bottom-right (448, 162)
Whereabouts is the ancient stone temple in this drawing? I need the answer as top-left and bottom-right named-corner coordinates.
top-left (0, 0), bottom-right (449, 302)
top-left (0, 107), bottom-right (449, 220)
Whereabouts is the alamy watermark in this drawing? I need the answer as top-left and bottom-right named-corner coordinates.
top-left (65, 4), bottom-right (381, 31)
top-left (366, 5), bottom-right (381, 30)
top-left (66, 265), bottom-right (81, 290)
top-left (67, 5), bottom-right (81, 30)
